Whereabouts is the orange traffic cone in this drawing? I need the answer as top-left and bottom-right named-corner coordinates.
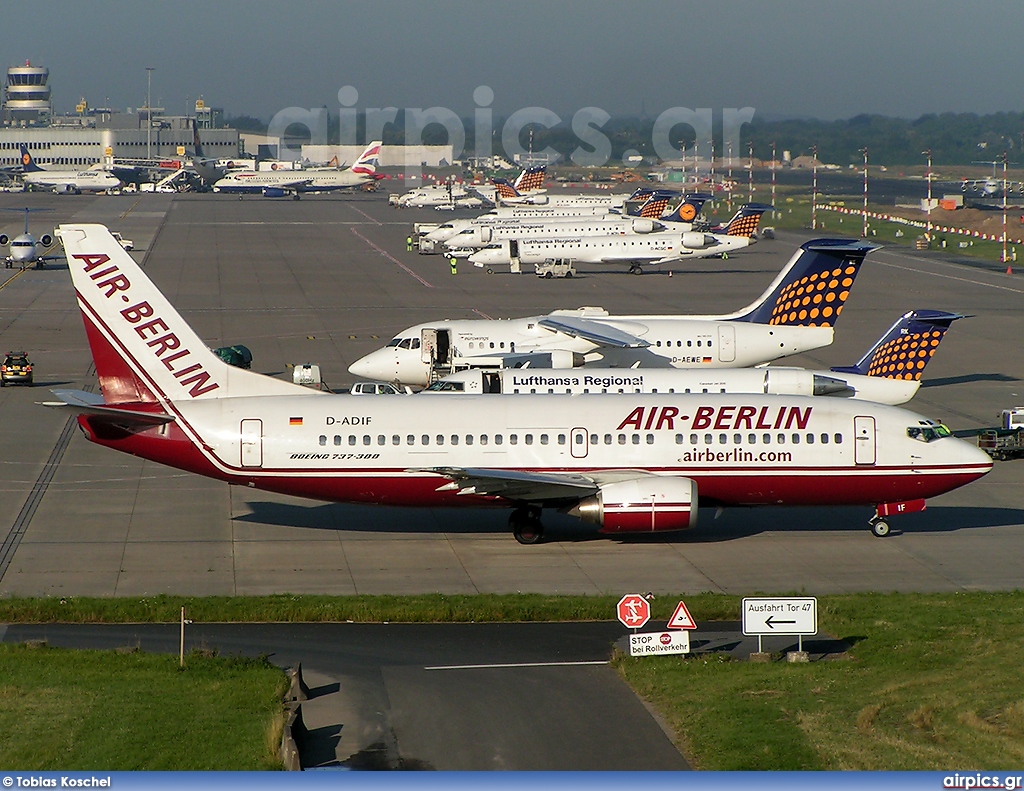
top-left (1007, 265), bottom-right (1013, 275)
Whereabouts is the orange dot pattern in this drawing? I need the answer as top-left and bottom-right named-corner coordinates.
top-left (516, 169), bottom-right (546, 192)
top-left (640, 198), bottom-right (670, 218)
top-left (726, 214), bottom-right (763, 237)
top-left (866, 329), bottom-right (945, 380)
top-left (768, 263), bottom-right (861, 327)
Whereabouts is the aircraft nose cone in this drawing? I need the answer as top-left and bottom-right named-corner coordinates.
top-left (348, 351), bottom-right (386, 380)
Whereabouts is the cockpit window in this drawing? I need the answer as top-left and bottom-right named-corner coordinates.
top-left (907, 424), bottom-right (952, 442)
top-left (425, 380), bottom-right (465, 392)
top-left (386, 337), bottom-right (402, 347)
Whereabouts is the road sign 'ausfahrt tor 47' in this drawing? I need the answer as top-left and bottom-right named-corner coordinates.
top-left (742, 597), bottom-right (817, 636)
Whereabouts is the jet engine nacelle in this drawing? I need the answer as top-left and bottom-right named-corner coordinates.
top-left (479, 227), bottom-right (492, 244)
top-left (55, 184), bottom-right (80, 195)
top-left (570, 477), bottom-right (698, 533)
top-left (631, 219), bottom-right (656, 234)
top-left (39, 233), bottom-right (52, 247)
top-left (0, 234), bottom-right (8, 246)
top-left (526, 195), bottom-right (549, 205)
top-left (262, 187), bottom-right (287, 198)
top-left (682, 231), bottom-right (714, 249)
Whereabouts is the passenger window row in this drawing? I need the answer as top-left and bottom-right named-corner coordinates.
top-left (319, 433), bottom-right (569, 447)
top-left (673, 432), bottom-right (844, 446)
top-left (654, 339), bottom-right (712, 348)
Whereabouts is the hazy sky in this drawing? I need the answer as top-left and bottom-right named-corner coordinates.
top-left (11, 0), bottom-right (1024, 122)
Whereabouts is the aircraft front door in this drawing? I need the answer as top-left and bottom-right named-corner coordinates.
top-left (509, 239), bottom-right (521, 274)
top-left (571, 427), bottom-right (589, 459)
top-left (854, 416), bottom-right (876, 465)
top-left (240, 419), bottom-right (263, 468)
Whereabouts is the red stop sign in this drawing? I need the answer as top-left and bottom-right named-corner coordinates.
top-left (616, 594), bottom-right (651, 629)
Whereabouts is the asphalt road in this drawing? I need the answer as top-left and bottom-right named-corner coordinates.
top-left (0, 621), bottom-right (691, 770)
top-left (0, 190), bottom-right (1021, 596)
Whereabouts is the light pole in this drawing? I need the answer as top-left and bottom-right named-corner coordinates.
top-left (860, 147), bottom-right (869, 238)
top-left (923, 149), bottom-right (932, 244)
top-left (709, 137), bottom-right (714, 188)
top-left (1002, 151), bottom-right (1008, 266)
top-left (145, 67), bottom-right (154, 160)
top-left (811, 145), bottom-right (818, 230)
top-left (727, 142), bottom-right (733, 211)
top-left (771, 140), bottom-right (777, 216)
top-left (747, 141), bottom-right (754, 203)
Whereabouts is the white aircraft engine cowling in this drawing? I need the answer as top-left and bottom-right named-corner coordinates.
top-left (682, 231), bottom-right (714, 249)
top-left (40, 234), bottom-right (53, 247)
top-left (631, 219), bottom-right (656, 234)
top-left (479, 227), bottom-right (492, 243)
top-left (570, 477), bottom-right (697, 533)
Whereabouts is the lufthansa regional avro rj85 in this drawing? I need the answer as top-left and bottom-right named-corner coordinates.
top-left (47, 225), bottom-right (990, 544)
top-left (349, 239), bottom-right (877, 388)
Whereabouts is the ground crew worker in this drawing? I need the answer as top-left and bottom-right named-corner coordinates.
top-left (406, 235), bottom-right (413, 252)
top-left (449, 255), bottom-right (458, 275)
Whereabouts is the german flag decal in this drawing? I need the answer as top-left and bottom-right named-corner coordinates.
top-left (289, 417), bottom-right (303, 426)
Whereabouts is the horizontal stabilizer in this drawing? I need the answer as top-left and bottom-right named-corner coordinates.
top-left (42, 389), bottom-right (175, 426)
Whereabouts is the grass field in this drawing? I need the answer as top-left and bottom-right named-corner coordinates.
top-left (4, 592), bottom-right (1024, 769)
top-left (0, 643), bottom-right (287, 770)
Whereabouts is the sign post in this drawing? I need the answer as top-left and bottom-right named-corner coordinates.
top-left (742, 597), bottom-right (817, 655)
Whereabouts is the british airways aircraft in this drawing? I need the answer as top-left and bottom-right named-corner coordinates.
top-left (48, 225), bottom-right (989, 543)
top-left (212, 141), bottom-right (383, 198)
top-left (349, 239), bottom-right (877, 387)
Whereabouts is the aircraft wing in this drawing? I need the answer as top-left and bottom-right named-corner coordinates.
top-left (41, 389), bottom-right (175, 427)
top-left (415, 466), bottom-right (600, 502)
top-left (267, 177), bottom-right (314, 190)
top-left (414, 467), bottom-right (671, 504)
top-left (538, 316), bottom-right (650, 348)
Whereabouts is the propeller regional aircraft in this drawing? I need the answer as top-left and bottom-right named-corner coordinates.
top-left (47, 225), bottom-right (990, 544)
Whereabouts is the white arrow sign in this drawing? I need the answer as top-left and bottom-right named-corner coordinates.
top-left (742, 597), bottom-right (817, 636)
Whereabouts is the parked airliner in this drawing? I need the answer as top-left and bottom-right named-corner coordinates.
top-left (422, 309), bottom-right (964, 406)
top-left (468, 204), bottom-right (772, 274)
top-left (350, 238), bottom-right (875, 387)
top-left (18, 145), bottom-right (121, 194)
top-left (212, 141), bottom-right (383, 197)
top-left (50, 224), bottom-right (990, 543)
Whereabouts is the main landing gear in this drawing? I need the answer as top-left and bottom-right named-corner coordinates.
top-left (509, 505), bottom-right (544, 545)
top-left (628, 264), bottom-right (643, 275)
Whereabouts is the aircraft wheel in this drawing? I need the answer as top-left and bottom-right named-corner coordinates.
top-left (871, 520), bottom-right (891, 538)
top-left (510, 507), bottom-right (544, 545)
top-left (629, 265), bottom-right (643, 275)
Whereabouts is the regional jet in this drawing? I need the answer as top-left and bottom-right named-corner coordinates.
top-left (349, 239), bottom-right (876, 387)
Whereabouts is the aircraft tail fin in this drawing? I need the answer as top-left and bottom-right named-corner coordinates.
top-left (190, 118), bottom-right (205, 159)
top-left (492, 178), bottom-right (521, 199)
top-left (730, 238), bottom-right (878, 326)
top-left (721, 203), bottom-right (773, 236)
top-left (831, 310), bottom-right (966, 379)
top-left (662, 193), bottom-right (712, 223)
top-left (350, 141), bottom-right (382, 176)
top-left (19, 144), bottom-right (43, 173)
top-left (514, 166), bottom-right (546, 193)
top-left (59, 224), bottom-right (320, 405)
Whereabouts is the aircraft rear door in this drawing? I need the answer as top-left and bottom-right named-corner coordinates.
top-left (854, 416), bottom-right (876, 465)
top-left (717, 325), bottom-right (736, 362)
top-left (571, 427), bottom-right (589, 459)
top-left (240, 419), bottom-right (263, 468)
top-left (509, 239), bottom-right (521, 273)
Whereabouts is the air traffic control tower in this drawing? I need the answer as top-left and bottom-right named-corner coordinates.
top-left (4, 61), bottom-right (51, 126)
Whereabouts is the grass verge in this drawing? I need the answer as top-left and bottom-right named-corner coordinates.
top-left (615, 591), bottom-right (1024, 769)
top-left (0, 642), bottom-right (287, 770)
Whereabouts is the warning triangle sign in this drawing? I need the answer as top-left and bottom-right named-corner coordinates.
top-left (667, 600), bottom-right (696, 630)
